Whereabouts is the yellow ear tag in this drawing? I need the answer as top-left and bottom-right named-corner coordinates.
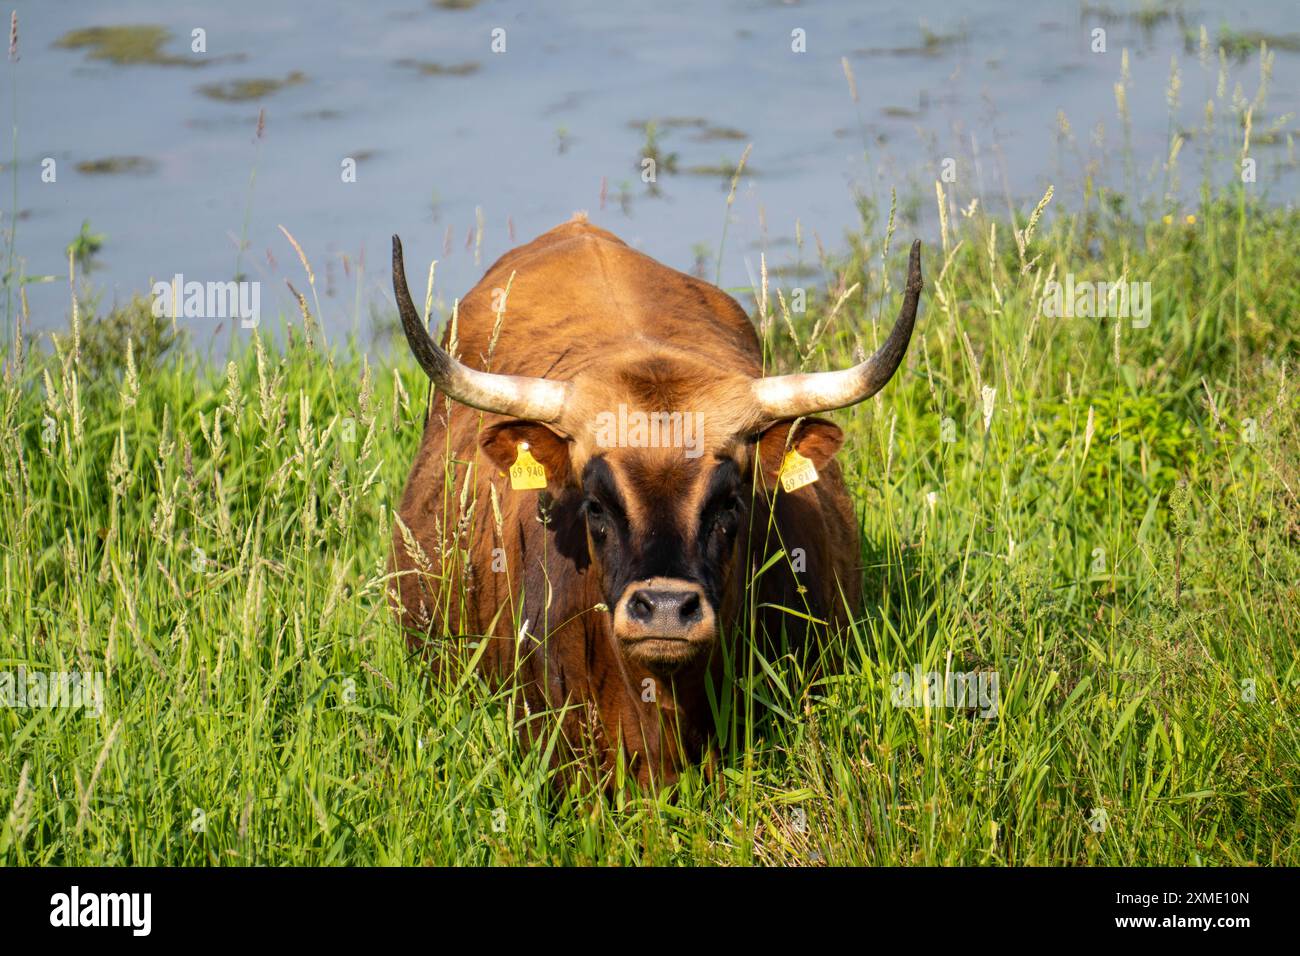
top-left (779, 449), bottom-right (818, 493)
top-left (509, 442), bottom-right (547, 490)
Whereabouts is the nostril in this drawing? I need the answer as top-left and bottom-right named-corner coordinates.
top-left (628, 591), bottom-right (655, 623)
top-left (677, 591), bottom-right (702, 624)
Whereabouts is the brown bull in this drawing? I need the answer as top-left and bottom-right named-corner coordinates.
top-left (390, 215), bottom-right (922, 789)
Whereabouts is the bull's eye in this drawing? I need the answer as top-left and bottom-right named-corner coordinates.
top-left (581, 497), bottom-right (608, 539)
top-left (710, 494), bottom-right (743, 537)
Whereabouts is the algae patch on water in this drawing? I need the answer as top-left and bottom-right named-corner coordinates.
top-left (1212, 27), bottom-right (1300, 60)
top-left (395, 58), bottom-right (481, 77)
top-left (198, 71), bottom-right (307, 103)
top-left (76, 156), bottom-right (159, 176)
top-left (54, 25), bottom-right (200, 67)
top-left (684, 159), bottom-right (761, 180)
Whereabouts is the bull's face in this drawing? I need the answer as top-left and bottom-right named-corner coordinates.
top-left (478, 403), bottom-right (848, 674)
top-left (479, 403), bottom-right (755, 674)
top-left (576, 413), bottom-right (851, 672)
top-left (580, 451), bottom-right (743, 672)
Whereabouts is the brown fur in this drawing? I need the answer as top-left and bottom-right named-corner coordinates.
top-left (391, 217), bottom-right (862, 789)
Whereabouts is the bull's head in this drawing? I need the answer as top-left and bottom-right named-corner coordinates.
top-left (392, 235), bottom-right (922, 674)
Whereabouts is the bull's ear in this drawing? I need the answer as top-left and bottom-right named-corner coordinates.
top-left (479, 421), bottom-right (572, 489)
top-left (756, 417), bottom-right (845, 488)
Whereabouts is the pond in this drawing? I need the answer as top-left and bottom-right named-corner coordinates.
top-left (11, 0), bottom-right (1300, 341)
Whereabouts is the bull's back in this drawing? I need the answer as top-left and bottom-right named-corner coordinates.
top-left (448, 217), bottom-right (762, 381)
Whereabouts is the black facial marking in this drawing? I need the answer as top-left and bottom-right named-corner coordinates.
top-left (694, 458), bottom-right (744, 604)
top-left (579, 454), bottom-right (745, 611)
top-left (579, 457), bottom-right (629, 542)
top-left (545, 486), bottom-right (591, 571)
top-left (699, 458), bottom-right (743, 533)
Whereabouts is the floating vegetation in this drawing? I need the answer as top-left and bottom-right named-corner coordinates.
top-left (53, 25), bottom-right (199, 67)
top-left (768, 262), bottom-right (820, 280)
top-left (1212, 26), bottom-right (1300, 60)
top-left (691, 125), bottom-right (747, 142)
top-left (919, 20), bottom-right (968, 52)
top-left (66, 220), bottom-right (106, 273)
top-left (628, 116), bottom-right (715, 132)
top-left (833, 126), bottom-right (889, 145)
top-left (626, 116), bottom-right (705, 130)
top-left (627, 117), bottom-right (748, 150)
top-left (636, 121), bottom-right (679, 197)
top-left (197, 71), bottom-right (307, 102)
top-left (855, 20), bottom-right (968, 57)
top-left (395, 58), bottom-right (481, 76)
top-left (75, 156), bottom-right (158, 175)
top-left (684, 159), bottom-right (760, 180)
top-left (1080, 1), bottom-right (1176, 31)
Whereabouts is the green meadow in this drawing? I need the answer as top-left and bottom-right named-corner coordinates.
top-left (2, 60), bottom-right (1298, 866)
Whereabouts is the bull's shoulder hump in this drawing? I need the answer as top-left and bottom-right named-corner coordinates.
top-left (480, 218), bottom-right (630, 281)
top-left (465, 221), bottom-right (761, 362)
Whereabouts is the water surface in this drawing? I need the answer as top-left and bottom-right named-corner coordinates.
top-left (12, 0), bottom-right (1299, 339)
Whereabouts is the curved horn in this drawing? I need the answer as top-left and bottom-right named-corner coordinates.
top-left (750, 239), bottom-right (922, 420)
top-left (392, 235), bottom-right (569, 423)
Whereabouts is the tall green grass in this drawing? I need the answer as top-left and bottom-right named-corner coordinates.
top-left (3, 13), bottom-right (1299, 861)
top-left (1, 174), bottom-right (1296, 864)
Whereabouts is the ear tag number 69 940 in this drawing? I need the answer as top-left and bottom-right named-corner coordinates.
top-left (779, 449), bottom-right (818, 493)
top-left (510, 442), bottom-right (547, 490)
